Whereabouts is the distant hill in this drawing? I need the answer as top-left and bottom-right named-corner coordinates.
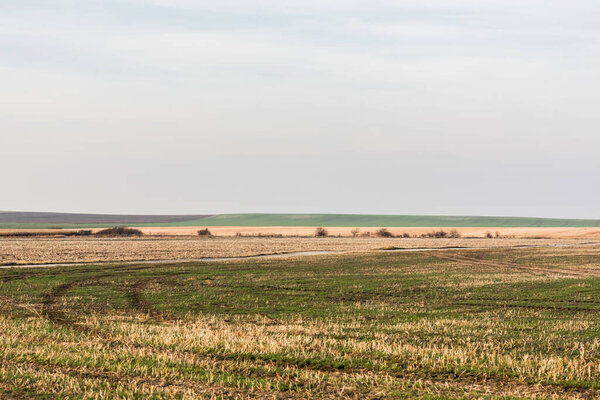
top-left (0, 211), bottom-right (211, 228)
top-left (1, 212), bottom-right (600, 229)
top-left (197, 214), bottom-right (600, 228)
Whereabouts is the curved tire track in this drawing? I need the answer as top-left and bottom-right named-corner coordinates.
top-left (42, 277), bottom-right (173, 335)
top-left (433, 253), bottom-right (599, 278)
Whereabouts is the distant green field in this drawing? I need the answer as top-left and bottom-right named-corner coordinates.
top-left (196, 213), bottom-right (600, 228)
top-left (1, 213), bottom-right (600, 229)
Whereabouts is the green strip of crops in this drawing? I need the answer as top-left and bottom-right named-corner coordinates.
top-left (2, 213), bottom-right (600, 229)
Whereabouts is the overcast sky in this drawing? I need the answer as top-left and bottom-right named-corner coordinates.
top-left (2, 0), bottom-right (599, 218)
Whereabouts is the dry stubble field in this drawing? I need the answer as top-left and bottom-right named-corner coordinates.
top-left (1, 236), bottom-right (598, 266)
top-left (0, 243), bottom-right (600, 399)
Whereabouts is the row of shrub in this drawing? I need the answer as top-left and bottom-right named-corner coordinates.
top-left (317, 227), bottom-right (463, 238)
top-left (95, 227), bottom-right (143, 236)
top-left (1, 227), bottom-right (505, 239)
top-left (198, 229), bottom-right (284, 238)
top-left (0, 227), bottom-right (144, 237)
top-left (0, 229), bottom-right (93, 237)
top-left (195, 227), bottom-right (502, 239)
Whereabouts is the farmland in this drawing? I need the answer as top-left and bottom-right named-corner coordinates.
top-left (195, 214), bottom-right (600, 228)
top-left (1, 244), bottom-right (600, 398)
top-left (2, 212), bottom-right (600, 229)
top-left (0, 236), bottom-right (596, 266)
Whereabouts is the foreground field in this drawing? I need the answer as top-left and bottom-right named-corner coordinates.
top-left (1, 245), bottom-right (600, 398)
top-left (1, 236), bottom-right (597, 266)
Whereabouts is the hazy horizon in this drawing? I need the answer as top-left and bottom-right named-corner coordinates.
top-left (3, 1), bottom-right (599, 219)
top-left (2, 210), bottom-right (600, 222)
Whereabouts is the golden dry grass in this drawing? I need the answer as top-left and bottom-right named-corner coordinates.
top-left (2, 226), bottom-right (600, 238)
top-left (135, 226), bottom-right (600, 239)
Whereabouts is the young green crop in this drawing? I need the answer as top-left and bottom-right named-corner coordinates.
top-left (0, 246), bottom-right (599, 398)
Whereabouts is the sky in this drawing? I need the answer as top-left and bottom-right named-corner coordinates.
top-left (1, 0), bottom-right (599, 218)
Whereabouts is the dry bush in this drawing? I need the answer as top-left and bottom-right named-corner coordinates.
top-left (95, 227), bottom-right (143, 236)
top-left (0, 229), bottom-right (92, 238)
top-left (197, 228), bottom-right (212, 237)
top-left (375, 228), bottom-right (394, 238)
top-left (485, 232), bottom-right (493, 238)
top-left (449, 229), bottom-right (461, 238)
top-left (315, 227), bottom-right (328, 237)
top-left (350, 228), bottom-right (360, 237)
top-left (256, 233), bottom-right (284, 238)
top-left (421, 230), bottom-right (450, 238)
top-left (231, 232), bottom-right (284, 238)
top-left (417, 230), bottom-right (462, 239)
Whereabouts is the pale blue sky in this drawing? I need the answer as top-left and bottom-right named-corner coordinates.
top-left (2, 1), bottom-right (599, 218)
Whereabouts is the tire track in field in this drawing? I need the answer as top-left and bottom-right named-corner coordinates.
top-left (125, 278), bottom-right (172, 322)
top-left (433, 253), bottom-right (600, 312)
top-left (0, 262), bottom-right (179, 283)
top-left (42, 277), bottom-right (173, 335)
top-left (42, 280), bottom-right (83, 329)
top-left (433, 253), bottom-right (599, 278)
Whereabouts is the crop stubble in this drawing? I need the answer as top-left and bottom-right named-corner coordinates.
top-left (0, 245), bottom-right (600, 398)
top-left (0, 236), bottom-right (596, 266)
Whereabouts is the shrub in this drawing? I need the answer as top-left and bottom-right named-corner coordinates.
top-left (485, 232), bottom-right (493, 238)
top-left (350, 228), bottom-right (360, 237)
top-left (197, 228), bottom-right (212, 237)
top-left (420, 230), bottom-right (458, 238)
top-left (422, 230), bottom-right (447, 238)
top-left (449, 229), bottom-right (461, 238)
top-left (0, 229), bottom-right (93, 237)
top-left (95, 227), bottom-right (143, 236)
top-left (71, 229), bottom-right (92, 236)
top-left (315, 227), bottom-right (328, 237)
top-left (375, 228), bottom-right (394, 238)
top-left (257, 233), bottom-right (283, 238)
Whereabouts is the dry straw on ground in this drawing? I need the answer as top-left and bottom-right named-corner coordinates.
top-left (1, 245), bottom-right (600, 398)
top-left (0, 236), bottom-right (595, 265)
